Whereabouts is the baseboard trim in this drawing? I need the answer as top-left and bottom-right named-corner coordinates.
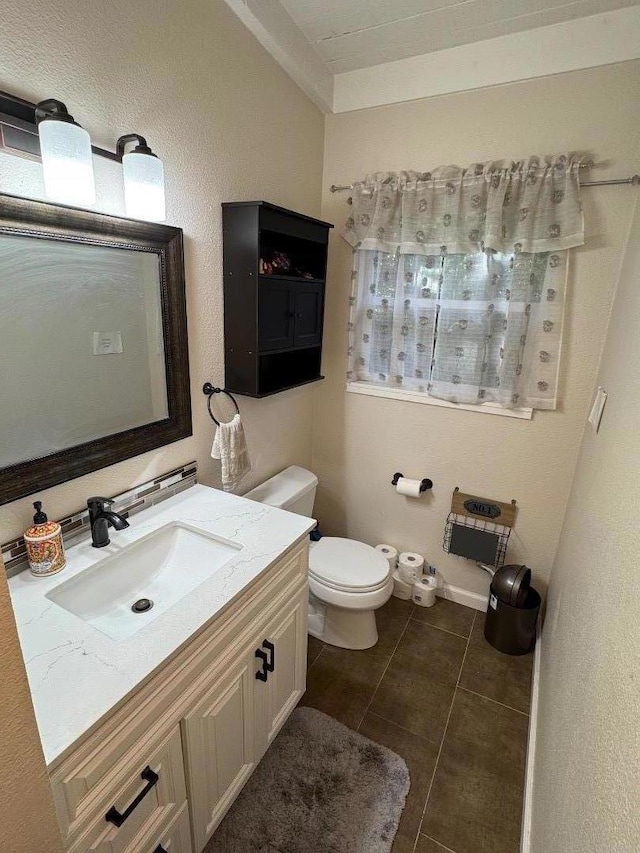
top-left (437, 583), bottom-right (488, 612)
top-left (520, 623), bottom-right (542, 853)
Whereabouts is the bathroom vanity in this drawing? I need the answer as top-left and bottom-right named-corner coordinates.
top-left (9, 485), bottom-right (314, 853)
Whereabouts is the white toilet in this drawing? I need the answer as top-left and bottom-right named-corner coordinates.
top-left (244, 466), bottom-right (393, 650)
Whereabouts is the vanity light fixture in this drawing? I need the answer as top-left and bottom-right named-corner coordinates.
top-left (117, 134), bottom-right (166, 222)
top-left (34, 99), bottom-right (96, 207)
top-left (1, 92), bottom-right (165, 222)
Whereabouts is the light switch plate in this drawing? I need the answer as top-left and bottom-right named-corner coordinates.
top-left (92, 332), bottom-right (123, 355)
top-left (588, 386), bottom-right (607, 432)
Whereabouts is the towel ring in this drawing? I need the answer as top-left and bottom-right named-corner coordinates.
top-left (203, 382), bottom-right (240, 426)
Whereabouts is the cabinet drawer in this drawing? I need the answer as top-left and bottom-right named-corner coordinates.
top-left (52, 541), bottom-right (307, 841)
top-left (66, 727), bottom-right (186, 852)
top-left (127, 801), bottom-right (192, 853)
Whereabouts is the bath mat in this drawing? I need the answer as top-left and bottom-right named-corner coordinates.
top-left (205, 706), bottom-right (410, 853)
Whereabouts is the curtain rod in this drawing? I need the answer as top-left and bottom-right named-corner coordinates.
top-left (330, 163), bottom-right (640, 193)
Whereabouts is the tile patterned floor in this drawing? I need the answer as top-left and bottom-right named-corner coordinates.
top-left (301, 596), bottom-right (533, 853)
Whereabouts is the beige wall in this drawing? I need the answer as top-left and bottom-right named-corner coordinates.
top-left (0, 0), bottom-right (323, 847)
top-left (530, 195), bottom-right (640, 851)
top-left (0, 0), bottom-right (324, 543)
top-left (317, 61), bottom-right (640, 595)
top-left (0, 557), bottom-right (63, 850)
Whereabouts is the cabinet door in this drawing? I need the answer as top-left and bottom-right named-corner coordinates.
top-left (254, 587), bottom-right (308, 758)
top-left (258, 278), bottom-right (295, 351)
top-left (293, 281), bottom-right (324, 348)
top-left (181, 653), bottom-right (256, 851)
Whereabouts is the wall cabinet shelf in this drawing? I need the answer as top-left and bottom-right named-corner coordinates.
top-left (222, 201), bottom-right (333, 397)
top-left (259, 274), bottom-right (325, 285)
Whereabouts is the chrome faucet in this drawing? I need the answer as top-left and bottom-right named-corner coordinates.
top-left (87, 497), bottom-right (130, 548)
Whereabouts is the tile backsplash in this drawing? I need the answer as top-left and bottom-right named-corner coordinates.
top-left (2, 461), bottom-right (197, 577)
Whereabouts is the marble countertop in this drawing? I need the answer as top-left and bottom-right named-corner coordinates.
top-left (9, 484), bottom-right (314, 768)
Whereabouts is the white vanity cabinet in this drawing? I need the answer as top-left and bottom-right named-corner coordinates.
top-left (50, 539), bottom-right (309, 853)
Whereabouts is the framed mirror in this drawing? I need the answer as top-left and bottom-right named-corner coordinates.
top-left (0, 193), bottom-right (191, 505)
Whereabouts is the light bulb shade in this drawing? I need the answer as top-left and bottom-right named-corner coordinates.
top-left (38, 119), bottom-right (96, 207)
top-left (122, 151), bottom-right (165, 222)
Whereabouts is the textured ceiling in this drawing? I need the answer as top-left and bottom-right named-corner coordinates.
top-left (280, 0), bottom-right (640, 72)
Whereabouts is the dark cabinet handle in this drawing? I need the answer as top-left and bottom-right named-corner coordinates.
top-left (255, 639), bottom-right (275, 681)
top-left (105, 766), bottom-right (159, 827)
top-left (263, 639), bottom-right (275, 673)
top-left (255, 647), bottom-right (269, 681)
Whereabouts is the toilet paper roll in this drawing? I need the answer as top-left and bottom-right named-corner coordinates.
top-left (412, 577), bottom-right (437, 608)
top-left (398, 551), bottom-right (425, 584)
top-left (395, 477), bottom-right (423, 498)
top-left (392, 569), bottom-right (413, 600)
top-left (376, 544), bottom-right (398, 571)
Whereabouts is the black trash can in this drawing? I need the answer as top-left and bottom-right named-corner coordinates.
top-left (484, 585), bottom-right (541, 655)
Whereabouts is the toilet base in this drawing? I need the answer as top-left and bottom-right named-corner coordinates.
top-left (308, 595), bottom-right (379, 650)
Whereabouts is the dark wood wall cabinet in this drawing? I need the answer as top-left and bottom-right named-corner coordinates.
top-left (222, 201), bottom-right (333, 397)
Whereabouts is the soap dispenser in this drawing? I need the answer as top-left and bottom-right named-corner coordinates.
top-left (23, 501), bottom-right (66, 577)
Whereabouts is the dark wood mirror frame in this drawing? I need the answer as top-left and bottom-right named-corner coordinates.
top-left (0, 193), bottom-right (192, 505)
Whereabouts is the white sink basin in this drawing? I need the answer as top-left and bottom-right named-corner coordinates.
top-left (46, 522), bottom-right (242, 641)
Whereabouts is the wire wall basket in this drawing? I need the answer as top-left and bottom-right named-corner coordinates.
top-left (443, 488), bottom-right (517, 569)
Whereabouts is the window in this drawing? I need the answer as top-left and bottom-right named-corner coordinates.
top-left (342, 158), bottom-right (584, 412)
top-left (347, 247), bottom-right (567, 411)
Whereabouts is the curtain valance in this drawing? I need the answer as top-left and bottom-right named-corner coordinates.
top-left (343, 156), bottom-right (584, 256)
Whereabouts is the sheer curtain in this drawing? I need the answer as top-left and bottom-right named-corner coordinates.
top-left (344, 157), bottom-right (584, 409)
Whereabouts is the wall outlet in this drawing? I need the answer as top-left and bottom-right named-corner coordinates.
top-left (92, 331), bottom-right (123, 355)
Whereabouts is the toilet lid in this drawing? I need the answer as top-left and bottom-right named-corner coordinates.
top-left (309, 537), bottom-right (391, 592)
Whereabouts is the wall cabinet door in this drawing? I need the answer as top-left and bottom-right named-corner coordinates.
top-left (258, 278), bottom-right (295, 351)
top-left (181, 654), bottom-right (257, 852)
top-left (293, 282), bottom-right (324, 349)
top-left (258, 279), bottom-right (324, 352)
top-left (254, 588), bottom-right (308, 759)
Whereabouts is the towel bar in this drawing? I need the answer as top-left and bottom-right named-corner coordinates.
top-left (203, 382), bottom-right (240, 426)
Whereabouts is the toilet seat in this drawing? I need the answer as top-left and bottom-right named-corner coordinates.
top-left (309, 537), bottom-right (391, 593)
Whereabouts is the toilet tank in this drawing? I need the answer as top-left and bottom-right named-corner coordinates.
top-left (243, 466), bottom-right (318, 517)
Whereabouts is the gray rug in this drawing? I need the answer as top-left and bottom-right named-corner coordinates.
top-left (205, 707), bottom-right (410, 853)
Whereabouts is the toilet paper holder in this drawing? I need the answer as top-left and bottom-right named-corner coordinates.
top-left (391, 472), bottom-right (433, 492)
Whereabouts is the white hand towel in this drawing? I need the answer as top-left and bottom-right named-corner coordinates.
top-left (211, 413), bottom-right (251, 493)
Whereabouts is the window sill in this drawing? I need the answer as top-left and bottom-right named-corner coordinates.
top-left (346, 381), bottom-right (533, 420)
